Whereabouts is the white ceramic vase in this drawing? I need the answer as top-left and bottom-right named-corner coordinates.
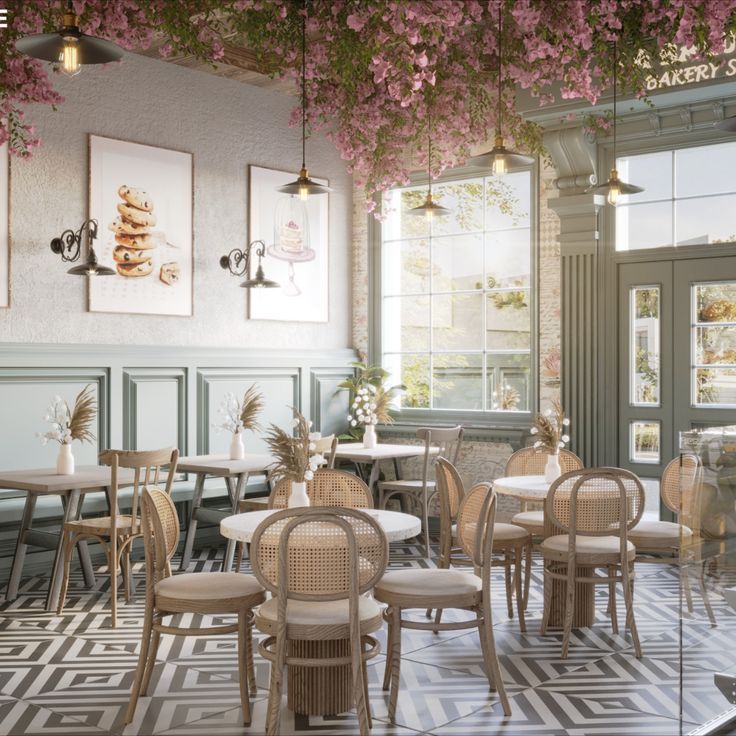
top-left (288, 480), bottom-right (310, 507)
top-left (229, 431), bottom-right (245, 460)
top-left (544, 452), bottom-right (561, 483)
top-left (363, 423), bottom-right (377, 449)
top-left (57, 442), bottom-right (75, 475)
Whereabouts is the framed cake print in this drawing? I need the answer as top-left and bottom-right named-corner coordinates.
top-left (88, 135), bottom-right (193, 316)
top-left (0, 142), bottom-right (9, 308)
top-left (247, 165), bottom-right (329, 322)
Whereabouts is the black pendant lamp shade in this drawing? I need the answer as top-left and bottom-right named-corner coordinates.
top-left (277, 5), bottom-right (332, 199)
top-left (15, 2), bottom-right (124, 76)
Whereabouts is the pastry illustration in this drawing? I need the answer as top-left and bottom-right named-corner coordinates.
top-left (108, 217), bottom-right (150, 236)
top-left (116, 260), bottom-right (153, 277)
top-left (113, 245), bottom-right (154, 264)
top-left (114, 233), bottom-right (158, 250)
top-left (160, 262), bottom-right (180, 285)
top-left (279, 219), bottom-right (304, 253)
top-left (117, 202), bottom-right (157, 228)
top-left (117, 185), bottom-right (153, 212)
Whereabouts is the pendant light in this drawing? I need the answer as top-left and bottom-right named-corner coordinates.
top-left (16, 0), bottom-right (124, 77)
top-left (468, 3), bottom-right (534, 175)
top-left (587, 41), bottom-right (644, 205)
top-left (277, 2), bottom-right (332, 200)
top-left (407, 109), bottom-right (451, 220)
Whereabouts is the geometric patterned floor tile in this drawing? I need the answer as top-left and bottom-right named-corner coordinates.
top-left (0, 695), bottom-right (109, 736)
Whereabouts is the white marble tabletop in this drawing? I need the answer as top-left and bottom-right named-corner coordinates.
top-left (493, 474), bottom-right (550, 500)
top-left (221, 507), bottom-right (421, 544)
top-left (0, 465), bottom-right (136, 494)
top-left (177, 453), bottom-right (275, 476)
top-left (333, 443), bottom-right (438, 462)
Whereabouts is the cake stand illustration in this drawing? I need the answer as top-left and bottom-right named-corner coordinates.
top-left (267, 195), bottom-right (315, 296)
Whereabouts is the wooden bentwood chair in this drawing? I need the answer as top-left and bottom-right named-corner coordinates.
top-left (432, 458), bottom-right (530, 631)
top-left (251, 507), bottom-right (388, 736)
top-left (378, 426), bottom-right (464, 557)
top-left (627, 454), bottom-right (715, 625)
top-left (126, 488), bottom-right (266, 725)
top-left (374, 483), bottom-right (511, 722)
top-left (540, 468), bottom-right (645, 658)
top-left (57, 447), bottom-right (179, 628)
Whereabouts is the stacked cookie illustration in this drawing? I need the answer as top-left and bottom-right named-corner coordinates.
top-left (108, 185), bottom-right (180, 285)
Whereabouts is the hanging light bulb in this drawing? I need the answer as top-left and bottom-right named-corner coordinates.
top-left (468, 5), bottom-right (534, 175)
top-left (277, 2), bottom-right (332, 199)
top-left (587, 41), bottom-right (644, 206)
top-left (16, 1), bottom-right (124, 76)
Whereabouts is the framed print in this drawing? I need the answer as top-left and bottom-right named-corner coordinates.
top-left (0, 142), bottom-right (8, 308)
top-left (248, 165), bottom-right (329, 322)
top-left (88, 135), bottom-right (193, 316)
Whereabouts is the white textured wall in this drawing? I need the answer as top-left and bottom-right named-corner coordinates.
top-left (1, 52), bottom-right (352, 348)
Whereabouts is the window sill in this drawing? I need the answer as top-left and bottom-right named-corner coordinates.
top-left (378, 415), bottom-right (530, 447)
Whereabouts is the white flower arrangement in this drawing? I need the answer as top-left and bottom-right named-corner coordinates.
top-left (38, 396), bottom-right (72, 445)
top-left (529, 400), bottom-right (570, 454)
top-left (213, 386), bottom-right (264, 435)
top-left (37, 385), bottom-right (96, 447)
top-left (348, 385), bottom-right (378, 427)
top-left (267, 410), bottom-right (326, 482)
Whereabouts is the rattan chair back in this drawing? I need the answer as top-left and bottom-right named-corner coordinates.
top-left (251, 506), bottom-right (388, 602)
top-left (141, 487), bottom-right (180, 586)
top-left (455, 482), bottom-right (497, 570)
top-left (546, 468), bottom-right (645, 537)
top-left (435, 457), bottom-right (465, 524)
top-left (313, 434), bottom-right (338, 469)
top-left (415, 425), bottom-right (464, 484)
top-left (505, 446), bottom-right (583, 477)
top-left (268, 468), bottom-right (373, 509)
top-left (660, 453), bottom-right (702, 518)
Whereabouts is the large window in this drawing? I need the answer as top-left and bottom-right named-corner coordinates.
top-left (616, 141), bottom-right (736, 251)
top-left (379, 171), bottom-right (534, 414)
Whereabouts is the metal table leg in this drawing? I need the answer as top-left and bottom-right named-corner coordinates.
top-left (6, 492), bottom-right (37, 601)
top-left (179, 473), bottom-right (205, 571)
top-left (46, 489), bottom-right (82, 611)
top-left (222, 473), bottom-right (249, 572)
top-left (75, 493), bottom-right (95, 588)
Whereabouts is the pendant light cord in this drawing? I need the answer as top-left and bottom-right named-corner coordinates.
top-left (427, 106), bottom-right (433, 198)
top-left (497, 2), bottom-right (503, 137)
top-left (612, 40), bottom-right (617, 165)
top-left (301, 0), bottom-right (307, 171)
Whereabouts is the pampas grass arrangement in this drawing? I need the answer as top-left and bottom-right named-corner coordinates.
top-left (530, 399), bottom-right (570, 454)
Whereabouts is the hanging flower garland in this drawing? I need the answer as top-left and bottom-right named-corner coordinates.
top-left (2, 1), bottom-right (736, 205)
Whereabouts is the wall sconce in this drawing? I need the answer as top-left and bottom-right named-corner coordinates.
top-left (49, 219), bottom-right (115, 276)
top-left (219, 239), bottom-right (279, 289)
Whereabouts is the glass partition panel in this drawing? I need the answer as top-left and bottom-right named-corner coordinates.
top-left (630, 286), bottom-right (660, 405)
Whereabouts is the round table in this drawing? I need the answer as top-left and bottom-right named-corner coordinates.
top-left (494, 474), bottom-right (595, 628)
top-left (220, 508), bottom-right (420, 716)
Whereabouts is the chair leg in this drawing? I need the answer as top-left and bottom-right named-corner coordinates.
top-left (422, 494), bottom-right (431, 559)
top-left (246, 612), bottom-right (257, 693)
top-left (698, 560), bottom-right (717, 627)
top-left (140, 627), bottom-right (161, 697)
top-left (504, 551), bottom-right (513, 619)
top-left (266, 629), bottom-right (287, 736)
top-left (621, 560), bottom-right (641, 658)
top-left (234, 542), bottom-right (244, 573)
top-left (540, 560), bottom-right (553, 636)
top-left (351, 630), bottom-right (369, 736)
top-left (110, 536), bottom-right (118, 629)
top-left (361, 651), bottom-right (372, 730)
top-left (682, 565), bottom-right (694, 613)
top-left (561, 560), bottom-right (576, 659)
top-left (433, 607), bottom-right (443, 633)
top-left (387, 606), bottom-right (402, 723)
top-left (125, 607), bottom-right (154, 724)
top-left (514, 545), bottom-right (526, 633)
top-left (523, 541), bottom-right (533, 610)
top-left (56, 530), bottom-right (77, 616)
top-left (608, 564), bottom-right (619, 635)
top-left (237, 609), bottom-right (252, 726)
top-left (120, 545), bottom-right (132, 605)
top-left (480, 600), bottom-right (511, 717)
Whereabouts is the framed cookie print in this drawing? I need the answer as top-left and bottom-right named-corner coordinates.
top-left (88, 135), bottom-right (193, 316)
top-left (0, 142), bottom-right (9, 308)
top-left (247, 165), bottom-right (329, 323)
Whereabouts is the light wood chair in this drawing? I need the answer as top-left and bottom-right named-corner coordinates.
top-left (313, 434), bottom-right (338, 469)
top-left (125, 487), bottom-right (265, 725)
top-left (233, 469), bottom-right (373, 572)
top-left (628, 454), bottom-right (715, 625)
top-left (540, 468), bottom-right (645, 658)
top-left (506, 447), bottom-right (583, 607)
top-left (251, 507), bottom-right (388, 736)
top-left (430, 458), bottom-right (530, 632)
top-left (374, 482), bottom-right (511, 722)
top-left (378, 426), bottom-right (464, 557)
top-left (57, 447), bottom-right (179, 628)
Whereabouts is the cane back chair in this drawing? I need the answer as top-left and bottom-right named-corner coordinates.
top-left (378, 426), bottom-right (464, 557)
top-left (251, 507), bottom-right (388, 736)
top-left (125, 488), bottom-right (265, 725)
top-left (57, 447), bottom-right (179, 627)
top-left (540, 468), bottom-right (645, 658)
top-left (628, 454), bottom-right (715, 625)
top-left (374, 482), bottom-right (511, 722)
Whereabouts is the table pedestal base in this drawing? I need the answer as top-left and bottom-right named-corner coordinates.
top-left (287, 639), bottom-right (353, 716)
top-left (546, 565), bottom-right (596, 628)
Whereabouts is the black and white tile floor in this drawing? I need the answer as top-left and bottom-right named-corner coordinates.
top-left (1, 545), bottom-right (735, 736)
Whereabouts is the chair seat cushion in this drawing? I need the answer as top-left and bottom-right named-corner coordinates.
top-left (511, 510), bottom-right (544, 531)
top-left (540, 534), bottom-right (635, 561)
top-left (379, 479), bottom-right (435, 492)
top-left (628, 520), bottom-right (692, 547)
top-left (155, 572), bottom-right (265, 606)
top-left (64, 514), bottom-right (139, 536)
top-left (375, 569), bottom-right (481, 605)
top-left (255, 595), bottom-right (382, 639)
top-left (493, 522), bottom-right (531, 542)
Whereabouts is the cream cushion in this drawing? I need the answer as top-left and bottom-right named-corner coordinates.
top-left (540, 534), bottom-right (636, 560)
top-left (628, 519), bottom-right (692, 546)
top-left (451, 521), bottom-right (528, 545)
top-left (511, 510), bottom-right (544, 531)
top-left (375, 568), bottom-right (481, 598)
top-left (379, 479), bottom-right (436, 492)
top-left (156, 572), bottom-right (264, 601)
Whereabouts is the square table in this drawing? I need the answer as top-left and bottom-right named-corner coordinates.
top-left (0, 465), bottom-right (136, 611)
top-left (176, 453), bottom-right (274, 572)
top-left (333, 442), bottom-right (438, 494)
